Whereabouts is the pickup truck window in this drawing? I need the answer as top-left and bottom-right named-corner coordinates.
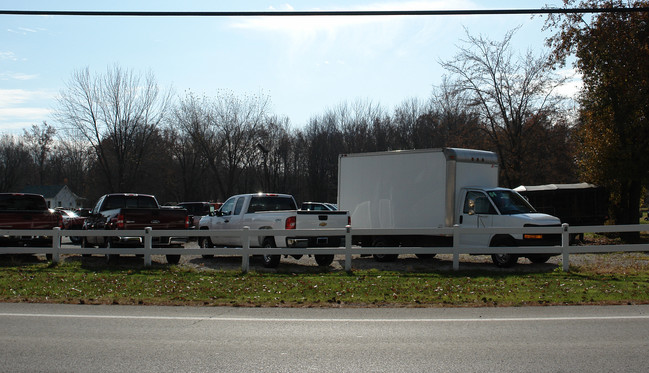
top-left (220, 197), bottom-right (236, 216)
top-left (248, 196), bottom-right (297, 213)
top-left (0, 194), bottom-right (48, 210)
top-left (102, 195), bottom-right (158, 211)
top-left (234, 198), bottom-right (245, 215)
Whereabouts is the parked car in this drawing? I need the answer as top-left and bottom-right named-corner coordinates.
top-left (178, 201), bottom-right (222, 230)
top-left (198, 193), bottom-right (349, 268)
top-left (0, 193), bottom-right (62, 248)
top-left (82, 193), bottom-right (189, 264)
top-left (57, 209), bottom-right (87, 244)
top-left (300, 202), bottom-right (338, 211)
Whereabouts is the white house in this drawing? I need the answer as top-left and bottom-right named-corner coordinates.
top-left (19, 185), bottom-right (84, 209)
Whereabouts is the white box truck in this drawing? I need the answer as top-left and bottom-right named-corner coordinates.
top-left (337, 148), bottom-right (561, 267)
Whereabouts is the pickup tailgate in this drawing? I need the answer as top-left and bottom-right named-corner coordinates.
top-left (295, 210), bottom-right (349, 230)
top-left (0, 211), bottom-right (60, 230)
top-left (117, 208), bottom-right (188, 230)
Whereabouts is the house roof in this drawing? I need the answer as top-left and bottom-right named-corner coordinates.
top-left (20, 185), bottom-right (78, 199)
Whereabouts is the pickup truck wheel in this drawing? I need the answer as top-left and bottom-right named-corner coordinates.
top-left (166, 254), bottom-right (181, 265)
top-left (105, 241), bottom-right (120, 264)
top-left (81, 238), bottom-right (92, 257)
top-left (527, 254), bottom-right (551, 264)
top-left (262, 238), bottom-right (280, 268)
top-left (315, 254), bottom-right (334, 267)
top-left (199, 238), bottom-right (214, 259)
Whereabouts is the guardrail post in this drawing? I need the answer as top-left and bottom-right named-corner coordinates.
top-left (561, 223), bottom-right (570, 272)
top-left (452, 225), bottom-right (460, 271)
top-left (242, 226), bottom-right (250, 274)
top-left (52, 227), bottom-right (61, 264)
top-left (144, 227), bottom-right (152, 267)
top-left (345, 225), bottom-right (352, 273)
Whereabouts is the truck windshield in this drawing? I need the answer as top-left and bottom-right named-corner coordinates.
top-left (487, 190), bottom-right (536, 215)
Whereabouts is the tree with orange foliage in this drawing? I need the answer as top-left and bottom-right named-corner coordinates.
top-left (545, 1), bottom-right (649, 227)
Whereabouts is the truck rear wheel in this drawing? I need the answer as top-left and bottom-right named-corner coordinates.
top-left (262, 238), bottom-right (280, 268)
top-left (315, 254), bottom-right (334, 267)
top-left (372, 237), bottom-right (398, 262)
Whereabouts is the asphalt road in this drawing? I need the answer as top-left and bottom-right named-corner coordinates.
top-left (1, 303), bottom-right (648, 372)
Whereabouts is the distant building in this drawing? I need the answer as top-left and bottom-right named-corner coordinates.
top-left (19, 185), bottom-right (84, 209)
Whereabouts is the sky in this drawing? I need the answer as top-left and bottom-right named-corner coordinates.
top-left (0, 0), bottom-right (574, 134)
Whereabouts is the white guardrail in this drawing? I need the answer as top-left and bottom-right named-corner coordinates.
top-left (1, 224), bottom-right (648, 273)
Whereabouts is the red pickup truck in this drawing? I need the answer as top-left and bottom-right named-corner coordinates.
top-left (0, 193), bottom-right (62, 247)
top-left (82, 193), bottom-right (189, 264)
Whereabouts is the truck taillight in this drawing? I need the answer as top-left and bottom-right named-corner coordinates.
top-left (348, 216), bottom-right (351, 226)
top-left (285, 216), bottom-right (296, 230)
top-left (116, 214), bottom-right (125, 229)
top-left (185, 215), bottom-right (190, 229)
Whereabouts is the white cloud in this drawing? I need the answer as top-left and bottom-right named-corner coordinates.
top-left (0, 89), bottom-right (55, 132)
top-left (229, 0), bottom-right (478, 59)
top-left (230, 1), bottom-right (477, 36)
top-left (0, 89), bottom-right (53, 107)
top-left (0, 51), bottom-right (18, 61)
top-left (0, 72), bottom-right (38, 81)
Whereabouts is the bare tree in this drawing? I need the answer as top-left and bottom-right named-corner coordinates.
top-left (174, 90), bottom-right (271, 200)
top-left (46, 137), bottom-right (94, 201)
top-left (54, 65), bottom-right (172, 192)
top-left (22, 122), bottom-right (56, 185)
top-left (439, 28), bottom-right (567, 187)
top-left (0, 135), bottom-right (31, 192)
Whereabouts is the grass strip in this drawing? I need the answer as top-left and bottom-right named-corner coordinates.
top-left (1, 261), bottom-right (648, 307)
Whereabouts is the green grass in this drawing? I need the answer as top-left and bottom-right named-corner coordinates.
top-left (1, 260), bottom-right (648, 307)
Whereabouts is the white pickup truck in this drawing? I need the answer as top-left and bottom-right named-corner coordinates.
top-left (197, 193), bottom-right (349, 268)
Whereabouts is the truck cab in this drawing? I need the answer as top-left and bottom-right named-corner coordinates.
top-left (457, 187), bottom-right (561, 264)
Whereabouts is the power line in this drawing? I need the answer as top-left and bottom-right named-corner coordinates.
top-left (1, 8), bottom-right (648, 17)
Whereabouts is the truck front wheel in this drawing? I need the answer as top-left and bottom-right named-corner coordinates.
top-left (527, 254), bottom-right (551, 264)
top-left (491, 254), bottom-right (518, 267)
top-left (315, 254), bottom-right (334, 266)
top-left (166, 254), bottom-right (181, 265)
top-left (490, 238), bottom-right (518, 267)
top-left (262, 238), bottom-right (280, 268)
top-left (199, 237), bottom-right (214, 259)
